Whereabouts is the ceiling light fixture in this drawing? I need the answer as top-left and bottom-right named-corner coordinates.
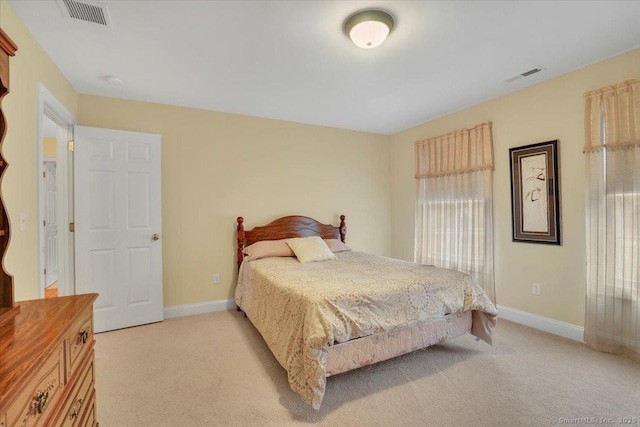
top-left (103, 75), bottom-right (123, 86)
top-left (344, 10), bottom-right (394, 49)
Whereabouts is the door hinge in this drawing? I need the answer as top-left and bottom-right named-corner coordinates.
top-left (69, 222), bottom-right (75, 232)
top-left (43, 220), bottom-right (46, 227)
top-left (68, 141), bottom-right (75, 152)
top-left (44, 268), bottom-right (47, 275)
top-left (43, 171), bottom-right (46, 178)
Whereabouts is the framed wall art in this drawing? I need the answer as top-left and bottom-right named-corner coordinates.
top-left (509, 140), bottom-right (561, 245)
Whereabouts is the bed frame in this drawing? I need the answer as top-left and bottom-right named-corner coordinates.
top-left (236, 215), bottom-right (346, 270)
top-left (235, 215), bottom-right (473, 380)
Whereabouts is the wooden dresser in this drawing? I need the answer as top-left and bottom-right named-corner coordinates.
top-left (0, 294), bottom-right (99, 427)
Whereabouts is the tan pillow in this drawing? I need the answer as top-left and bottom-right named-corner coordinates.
top-left (285, 236), bottom-right (337, 263)
top-left (323, 238), bottom-right (351, 253)
top-left (243, 240), bottom-right (294, 262)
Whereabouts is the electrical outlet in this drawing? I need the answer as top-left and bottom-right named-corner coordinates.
top-left (532, 283), bottom-right (541, 296)
top-left (213, 274), bottom-right (221, 285)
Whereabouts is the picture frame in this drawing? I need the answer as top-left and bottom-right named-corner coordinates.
top-left (509, 140), bottom-right (561, 245)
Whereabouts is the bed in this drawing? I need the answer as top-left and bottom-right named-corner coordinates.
top-left (234, 215), bottom-right (498, 409)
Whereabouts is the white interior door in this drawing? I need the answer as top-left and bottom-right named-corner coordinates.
top-left (44, 161), bottom-right (59, 287)
top-left (74, 126), bottom-right (163, 333)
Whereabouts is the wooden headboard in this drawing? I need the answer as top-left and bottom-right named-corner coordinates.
top-left (236, 215), bottom-right (346, 269)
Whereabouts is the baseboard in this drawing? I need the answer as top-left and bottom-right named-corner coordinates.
top-left (163, 298), bottom-right (236, 320)
top-left (497, 304), bottom-right (584, 343)
top-left (163, 300), bottom-right (584, 342)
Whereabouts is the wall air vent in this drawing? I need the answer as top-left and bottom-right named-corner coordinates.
top-left (505, 66), bottom-right (545, 83)
top-left (57, 0), bottom-right (111, 26)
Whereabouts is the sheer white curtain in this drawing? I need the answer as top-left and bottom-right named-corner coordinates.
top-left (584, 79), bottom-right (640, 361)
top-left (415, 122), bottom-right (495, 302)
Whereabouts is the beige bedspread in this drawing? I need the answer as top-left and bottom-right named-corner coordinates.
top-left (235, 251), bottom-right (498, 409)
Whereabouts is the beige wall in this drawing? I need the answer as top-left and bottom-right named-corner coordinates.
top-left (43, 137), bottom-right (57, 157)
top-left (390, 48), bottom-right (640, 326)
top-left (0, 1), bottom-right (78, 301)
top-left (77, 95), bottom-right (391, 307)
top-left (4, 0), bottom-right (639, 327)
top-left (1, 0), bottom-right (390, 307)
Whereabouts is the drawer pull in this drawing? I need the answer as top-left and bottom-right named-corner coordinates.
top-left (22, 377), bottom-right (57, 424)
top-left (69, 398), bottom-right (84, 420)
top-left (25, 383), bottom-right (53, 420)
top-left (34, 391), bottom-right (49, 414)
top-left (78, 329), bottom-right (89, 344)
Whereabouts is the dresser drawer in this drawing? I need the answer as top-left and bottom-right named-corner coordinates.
top-left (68, 308), bottom-right (93, 377)
top-left (5, 342), bottom-right (65, 427)
top-left (54, 352), bottom-right (95, 427)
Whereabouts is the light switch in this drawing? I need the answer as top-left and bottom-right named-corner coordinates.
top-left (19, 212), bottom-right (26, 231)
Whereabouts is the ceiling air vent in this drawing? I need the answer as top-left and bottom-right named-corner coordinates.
top-left (505, 66), bottom-right (545, 83)
top-left (58, 0), bottom-right (111, 26)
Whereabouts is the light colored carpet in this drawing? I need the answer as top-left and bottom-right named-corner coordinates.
top-left (94, 310), bottom-right (640, 426)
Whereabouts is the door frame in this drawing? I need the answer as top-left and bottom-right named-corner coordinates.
top-left (37, 83), bottom-right (76, 298)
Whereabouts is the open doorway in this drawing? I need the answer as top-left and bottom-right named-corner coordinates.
top-left (37, 83), bottom-right (77, 299)
top-left (42, 116), bottom-right (59, 298)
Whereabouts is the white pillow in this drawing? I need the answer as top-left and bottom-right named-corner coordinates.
top-left (285, 236), bottom-right (337, 263)
top-left (243, 240), bottom-right (294, 261)
top-left (323, 238), bottom-right (351, 253)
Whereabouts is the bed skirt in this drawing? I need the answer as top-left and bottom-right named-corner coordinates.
top-left (326, 310), bottom-right (472, 376)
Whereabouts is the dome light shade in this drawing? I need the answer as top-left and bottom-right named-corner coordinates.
top-left (345, 10), bottom-right (394, 49)
top-left (104, 75), bottom-right (123, 85)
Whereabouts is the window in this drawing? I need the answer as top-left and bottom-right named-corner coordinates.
top-left (414, 122), bottom-right (495, 302)
top-left (583, 79), bottom-right (639, 360)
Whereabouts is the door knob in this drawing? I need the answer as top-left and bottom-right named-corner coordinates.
top-left (152, 233), bottom-right (160, 241)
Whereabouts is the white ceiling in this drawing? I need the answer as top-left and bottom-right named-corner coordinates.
top-left (9, 1), bottom-right (640, 135)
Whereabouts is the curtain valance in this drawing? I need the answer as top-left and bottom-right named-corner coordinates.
top-left (584, 79), bottom-right (640, 153)
top-left (415, 121), bottom-right (494, 178)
